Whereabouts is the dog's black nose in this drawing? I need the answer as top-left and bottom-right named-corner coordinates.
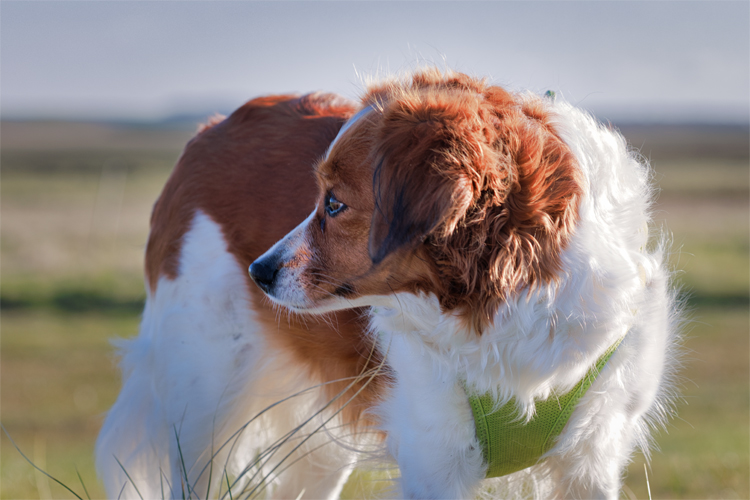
top-left (249, 259), bottom-right (278, 293)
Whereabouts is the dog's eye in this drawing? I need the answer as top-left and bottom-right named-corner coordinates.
top-left (324, 193), bottom-right (346, 217)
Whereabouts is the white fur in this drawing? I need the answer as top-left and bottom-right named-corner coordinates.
top-left (364, 97), bottom-right (680, 499)
top-left (96, 210), bottom-right (355, 499)
top-left (325, 105), bottom-right (375, 159)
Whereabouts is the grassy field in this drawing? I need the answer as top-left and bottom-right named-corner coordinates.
top-left (1, 119), bottom-right (748, 499)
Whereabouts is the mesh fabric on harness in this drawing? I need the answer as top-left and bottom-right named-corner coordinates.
top-left (468, 337), bottom-right (624, 478)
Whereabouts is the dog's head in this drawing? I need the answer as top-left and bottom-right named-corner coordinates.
top-left (250, 70), bottom-right (582, 331)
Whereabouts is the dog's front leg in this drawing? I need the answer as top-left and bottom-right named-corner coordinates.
top-left (379, 334), bottom-right (486, 499)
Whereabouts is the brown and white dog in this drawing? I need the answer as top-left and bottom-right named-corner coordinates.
top-left (98, 70), bottom-right (680, 499)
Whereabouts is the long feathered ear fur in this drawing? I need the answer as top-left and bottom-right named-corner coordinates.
top-left (367, 70), bottom-right (582, 331)
top-left (368, 85), bottom-right (508, 264)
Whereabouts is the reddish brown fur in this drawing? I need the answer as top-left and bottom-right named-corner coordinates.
top-left (291, 70), bottom-right (582, 332)
top-left (146, 93), bottom-right (387, 428)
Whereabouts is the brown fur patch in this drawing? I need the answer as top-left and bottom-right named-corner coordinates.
top-left (145, 93), bottom-right (387, 430)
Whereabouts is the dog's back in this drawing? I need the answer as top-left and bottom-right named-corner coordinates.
top-left (96, 94), bottom-right (385, 499)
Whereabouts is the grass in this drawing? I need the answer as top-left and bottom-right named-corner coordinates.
top-left (1, 121), bottom-right (748, 499)
top-left (623, 307), bottom-right (749, 499)
top-left (1, 312), bottom-right (132, 499)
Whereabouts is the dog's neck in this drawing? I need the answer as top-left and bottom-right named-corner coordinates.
top-left (369, 274), bottom-right (635, 420)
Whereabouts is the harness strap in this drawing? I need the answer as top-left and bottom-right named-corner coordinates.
top-left (468, 337), bottom-right (625, 478)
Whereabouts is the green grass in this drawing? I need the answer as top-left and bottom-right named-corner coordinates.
top-left (1, 122), bottom-right (748, 499)
top-left (623, 307), bottom-right (750, 499)
top-left (652, 159), bottom-right (749, 197)
top-left (1, 311), bottom-right (134, 499)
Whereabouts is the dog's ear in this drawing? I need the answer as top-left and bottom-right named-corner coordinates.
top-left (368, 95), bottom-right (500, 264)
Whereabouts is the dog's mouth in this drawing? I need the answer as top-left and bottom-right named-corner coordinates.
top-left (248, 260), bottom-right (349, 313)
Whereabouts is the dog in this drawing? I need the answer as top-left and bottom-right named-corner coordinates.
top-left (248, 70), bottom-right (680, 499)
top-left (97, 69), bottom-right (680, 500)
top-left (96, 93), bottom-right (387, 499)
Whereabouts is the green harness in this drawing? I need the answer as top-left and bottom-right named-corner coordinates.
top-left (467, 338), bottom-right (624, 478)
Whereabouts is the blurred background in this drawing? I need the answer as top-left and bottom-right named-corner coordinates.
top-left (1, 1), bottom-right (748, 498)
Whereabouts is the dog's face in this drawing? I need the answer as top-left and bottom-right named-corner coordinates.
top-left (249, 106), bottom-right (430, 313)
top-left (250, 71), bottom-right (582, 327)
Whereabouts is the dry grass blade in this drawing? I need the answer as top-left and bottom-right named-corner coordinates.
top-left (264, 427), bottom-right (382, 484)
top-left (183, 367), bottom-right (384, 497)
top-left (206, 339), bottom-right (388, 499)
top-left (239, 343), bottom-right (389, 499)
top-left (1, 423), bottom-right (85, 500)
top-left (174, 426), bottom-right (196, 499)
top-left (221, 372), bottom-right (368, 498)
top-left (76, 466), bottom-right (92, 500)
top-left (114, 456), bottom-right (144, 500)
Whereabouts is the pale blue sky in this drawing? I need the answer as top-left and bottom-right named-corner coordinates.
top-left (2, 1), bottom-right (748, 122)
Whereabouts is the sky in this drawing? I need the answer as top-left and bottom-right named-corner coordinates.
top-left (2, 1), bottom-right (748, 123)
